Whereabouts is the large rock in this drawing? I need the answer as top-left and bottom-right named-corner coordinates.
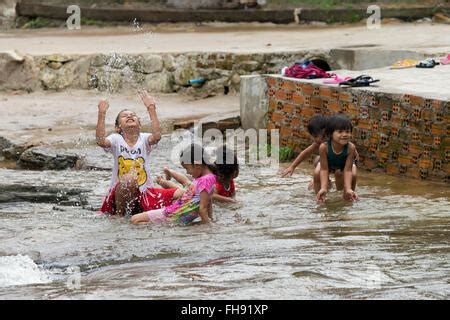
top-left (0, 51), bottom-right (39, 92)
top-left (173, 56), bottom-right (198, 86)
top-left (130, 54), bottom-right (163, 74)
top-left (71, 56), bottom-right (91, 89)
top-left (18, 146), bottom-right (80, 170)
top-left (162, 54), bottom-right (176, 72)
top-left (40, 64), bottom-right (76, 90)
top-left (95, 69), bottom-right (123, 92)
top-left (144, 71), bottom-right (174, 93)
top-left (39, 55), bottom-right (76, 90)
top-left (0, 136), bottom-right (39, 160)
top-left (103, 53), bottom-right (127, 69)
top-left (90, 54), bottom-right (109, 67)
top-left (0, 136), bottom-right (13, 154)
top-left (0, 184), bottom-right (88, 206)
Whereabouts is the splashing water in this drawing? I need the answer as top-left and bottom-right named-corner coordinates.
top-left (0, 255), bottom-right (51, 288)
top-left (0, 135), bottom-right (449, 299)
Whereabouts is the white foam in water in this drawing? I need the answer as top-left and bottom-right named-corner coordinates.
top-left (0, 255), bottom-right (51, 287)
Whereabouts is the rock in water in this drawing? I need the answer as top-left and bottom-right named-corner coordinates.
top-left (18, 146), bottom-right (79, 170)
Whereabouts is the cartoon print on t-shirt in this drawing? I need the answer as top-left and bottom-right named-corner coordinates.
top-left (118, 156), bottom-right (147, 187)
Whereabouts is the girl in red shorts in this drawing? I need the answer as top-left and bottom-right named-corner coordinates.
top-left (96, 90), bottom-right (183, 216)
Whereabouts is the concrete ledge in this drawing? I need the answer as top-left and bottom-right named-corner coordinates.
top-left (16, 1), bottom-right (449, 24)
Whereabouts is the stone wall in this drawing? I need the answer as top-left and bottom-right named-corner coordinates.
top-left (1, 50), bottom-right (333, 97)
top-left (266, 75), bottom-right (449, 182)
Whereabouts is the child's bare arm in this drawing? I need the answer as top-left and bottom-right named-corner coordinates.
top-left (212, 193), bottom-right (237, 203)
top-left (198, 191), bottom-right (210, 224)
top-left (343, 144), bottom-right (358, 201)
top-left (281, 143), bottom-right (319, 177)
top-left (138, 90), bottom-right (161, 146)
top-left (166, 168), bottom-right (191, 187)
top-left (96, 100), bottom-right (112, 148)
top-left (316, 143), bottom-right (329, 203)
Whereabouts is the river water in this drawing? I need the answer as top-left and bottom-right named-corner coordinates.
top-left (0, 135), bottom-right (448, 299)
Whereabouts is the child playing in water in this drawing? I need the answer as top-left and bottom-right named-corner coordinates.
top-left (281, 115), bottom-right (328, 178)
top-left (315, 114), bottom-right (358, 203)
top-left (131, 143), bottom-right (236, 225)
top-left (157, 146), bottom-right (239, 203)
top-left (96, 90), bottom-right (182, 216)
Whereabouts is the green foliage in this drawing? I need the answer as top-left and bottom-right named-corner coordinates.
top-left (278, 146), bottom-right (296, 162)
top-left (350, 13), bottom-right (361, 23)
top-left (81, 17), bottom-right (105, 26)
top-left (248, 143), bottom-right (296, 162)
top-left (22, 17), bottom-right (51, 29)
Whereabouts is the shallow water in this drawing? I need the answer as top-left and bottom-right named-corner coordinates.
top-left (0, 136), bottom-right (449, 299)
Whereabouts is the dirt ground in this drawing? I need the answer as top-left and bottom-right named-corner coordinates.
top-left (1, 22), bottom-right (449, 55)
top-left (0, 90), bottom-right (239, 147)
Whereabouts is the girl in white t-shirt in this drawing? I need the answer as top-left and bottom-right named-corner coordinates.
top-left (96, 91), bottom-right (182, 216)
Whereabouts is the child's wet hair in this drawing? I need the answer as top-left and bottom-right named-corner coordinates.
top-left (325, 114), bottom-right (353, 136)
top-left (179, 143), bottom-right (238, 183)
top-left (307, 115), bottom-right (328, 137)
top-left (179, 143), bottom-right (212, 166)
top-left (214, 146), bottom-right (239, 183)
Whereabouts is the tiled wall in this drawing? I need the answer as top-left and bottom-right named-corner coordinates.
top-left (266, 76), bottom-right (449, 182)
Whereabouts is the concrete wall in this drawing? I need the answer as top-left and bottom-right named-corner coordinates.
top-left (330, 49), bottom-right (429, 71)
top-left (265, 75), bottom-right (449, 182)
top-left (240, 75), bottom-right (267, 130)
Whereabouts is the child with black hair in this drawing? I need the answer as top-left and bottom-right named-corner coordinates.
top-left (96, 91), bottom-right (180, 216)
top-left (157, 146), bottom-right (239, 203)
top-left (131, 144), bottom-right (236, 225)
top-left (315, 114), bottom-right (358, 203)
top-left (281, 115), bottom-right (328, 178)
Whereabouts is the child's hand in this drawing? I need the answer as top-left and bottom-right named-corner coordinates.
top-left (98, 99), bottom-right (109, 113)
top-left (281, 166), bottom-right (294, 178)
top-left (163, 167), bottom-right (172, 180)
top-left (344, 189), bottom-right (359, 202)
top-left (316, 189), bottom-right (327, 203)
top-left (138, 90), bottom-right (156, 110)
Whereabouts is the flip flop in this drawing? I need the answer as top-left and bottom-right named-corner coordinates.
top-left (416, 58), bottom-right (439, 68)
top-left (440, 54), bottom-right (450, 65)
top-left (339, 75), bottom-right (380, 87)
top-left (323, 75), bottom-right (352, 84)
top-left (390, 59), bottom-right (419, 69)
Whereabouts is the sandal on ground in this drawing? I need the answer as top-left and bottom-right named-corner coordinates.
top-left (416, 58), bottom-right (439, 68)
top-left (338, 75), bottom-right (380, 87)
top-left (323, 75), bottom-right (352, 84)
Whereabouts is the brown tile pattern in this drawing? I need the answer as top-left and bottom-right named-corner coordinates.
top-left (266, 77), bottom-right (449, 182)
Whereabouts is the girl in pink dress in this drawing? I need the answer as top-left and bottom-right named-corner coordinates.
top-left (131, 143), bottom-right (234, 225)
